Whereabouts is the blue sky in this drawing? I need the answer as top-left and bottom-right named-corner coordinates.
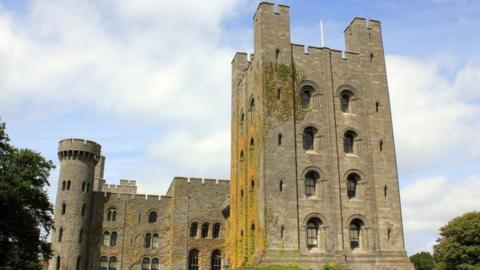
top-left (1, 0), bottom-right (479, 255)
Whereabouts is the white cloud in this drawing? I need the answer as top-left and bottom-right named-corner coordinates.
top-left (386, 55), bottom-right (480, 174)
top-left (145, 128), bottom-right (230, 178)
top-left (401, 175), bottom-right (480, 253)
top-left (0, 0), bottom-right (240, 126)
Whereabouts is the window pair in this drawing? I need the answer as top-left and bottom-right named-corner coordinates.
top-left (99, 256), bottom-right (117, 270)
top-left (141, 257), bottom-right (159, 270)
top-left (103, 231), bottom-right (117, 246)
top-left (188, 249), bottom-right (222, 270)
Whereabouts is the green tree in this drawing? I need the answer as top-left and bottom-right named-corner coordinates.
top-left (0, 120), bottom-right (55, 270)
top-left (434, 212), bottom-right (480, 270)
top-left (410, 251), bottom-right (434, 270)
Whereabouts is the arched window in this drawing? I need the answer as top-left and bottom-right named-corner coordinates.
top-left (347, 173), bottom-right (360, 199)
top-left (340, 90), bottom-right (354, 113)
top-left (201, 223), bottom-right (209, 238)
top-left (81, 204), bottom-right (86, 217)
top-left (81, 181), bottom-right (86, 192)
top-left (240, 112), bottom-right (245, 125)
top-left (306, 217), bottom-right (321, 249)
top-left (58, 227), bottom-right (63, 242)
top-left (109, 257), bottom-right (117, 270)
top-left (152, 233), bottom-right (159, 249)
top-left (61, 203), bottom-right (66, 215)
top-left (301, 86), bottom-right (314, 108)
top-left (67, 180), bottom-right (71, 190)
top-left (148, 211), bottom-right (157, 223)
top-left (62, 180), bottom-right (66, 191)
top-left (99, 256), bottom-right (108, 270)
top-left (213, 223), bottom-right (221, 239)
top-left (56, 256), bottom-right (61, 270)
top-left (211, 249), bottom-right (222, 270)
top-left (144, 233), bottom-right (152, 248)
top-left (190, 222), bottom-right (198, 238)
top-left (189, 249), bottom-right (199, 270)
top-left (103, 231), bottom-right (110, 246)
top-left (305, 171), bottom-right (319, 197)
top-left (79, 228), bottom-right (83, 243)
top-left (110, 231), bottom-right (117, 246)
top-left (141, 258), bottom-right (150, 270)
top-left (343, 130), bottom-right (357, 154)
top-left (303, 127), bottom-right (318, 151)
top-left (151, 258), bottom-right (159, 270)
top-left (107, 209), bottom-right (117, 222)
top-left (279, 180), bottom-right (284, 192)
top-left (350, 219), bottom-right (364, 250)
top-left (278, 134), bottom-right (282, 145)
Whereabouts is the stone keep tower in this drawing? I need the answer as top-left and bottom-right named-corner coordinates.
top-left (50, 139), bottom-right (101, 270)
top-left (229, 2), bottom-right (413, 270)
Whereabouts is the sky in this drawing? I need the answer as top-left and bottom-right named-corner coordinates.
top-left (1, 0), bottom-right (479, 256)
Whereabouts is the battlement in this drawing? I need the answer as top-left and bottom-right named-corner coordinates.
top-left (291, 43), bottom-right (359, 60)
top-left (232, 52), bottom-right (249, 65)
top-left (254, 2), bottom-right (290, 19)
top-left (101, 179), bottom-right (138, 194)
top-left (100, 192), bottom-right (172, 201)
top-left (173, 176), bottom-right (230, 186)
top-left (344, 17), bottom-right (381, 33)
top-left (58, 138), bottom-right (101, 163)
top-left (58, 138), bottom-right (101, 153)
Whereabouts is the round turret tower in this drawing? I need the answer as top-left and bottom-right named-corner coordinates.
top-left (50, 138), bottom-right (101, 270)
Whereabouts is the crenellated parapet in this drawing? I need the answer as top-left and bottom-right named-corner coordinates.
top-left (57, 138), bottom-right (101, 164)
top-left (101, 179), bottom-right (138, 194)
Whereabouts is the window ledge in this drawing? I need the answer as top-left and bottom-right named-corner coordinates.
top-left (305, 150), bottom-right (319, 155)
top-left (345, 153), bottom-right (358, 158)
top-left (307, 248), bottom-right (323, 254)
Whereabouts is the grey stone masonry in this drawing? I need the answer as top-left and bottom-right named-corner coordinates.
top-left (229, 2), bottom-right (414, 270)
top-left (49, 139), bottom-right (229, 270)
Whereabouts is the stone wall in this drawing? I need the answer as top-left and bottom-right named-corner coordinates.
top-left (229, 2), bottom-right (413, 270)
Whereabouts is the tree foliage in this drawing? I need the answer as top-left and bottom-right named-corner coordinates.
top-left (434, 212), bottom-right (480, 270)
top-left (0, 120), bottom-right (55, 270)
top-left (410, 251), bottom-right (434, 270)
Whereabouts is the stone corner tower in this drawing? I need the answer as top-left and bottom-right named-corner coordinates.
top-left (49, 138), bottom-right (102, 270)
top-left (228, 2), bottom-right (413, 270)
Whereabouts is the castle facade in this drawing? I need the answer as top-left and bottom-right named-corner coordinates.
top-left (49, 2), bottom-right (413, 270)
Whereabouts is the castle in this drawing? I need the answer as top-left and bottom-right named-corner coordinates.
top-left (49, 2), bottom-right (413, 270)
